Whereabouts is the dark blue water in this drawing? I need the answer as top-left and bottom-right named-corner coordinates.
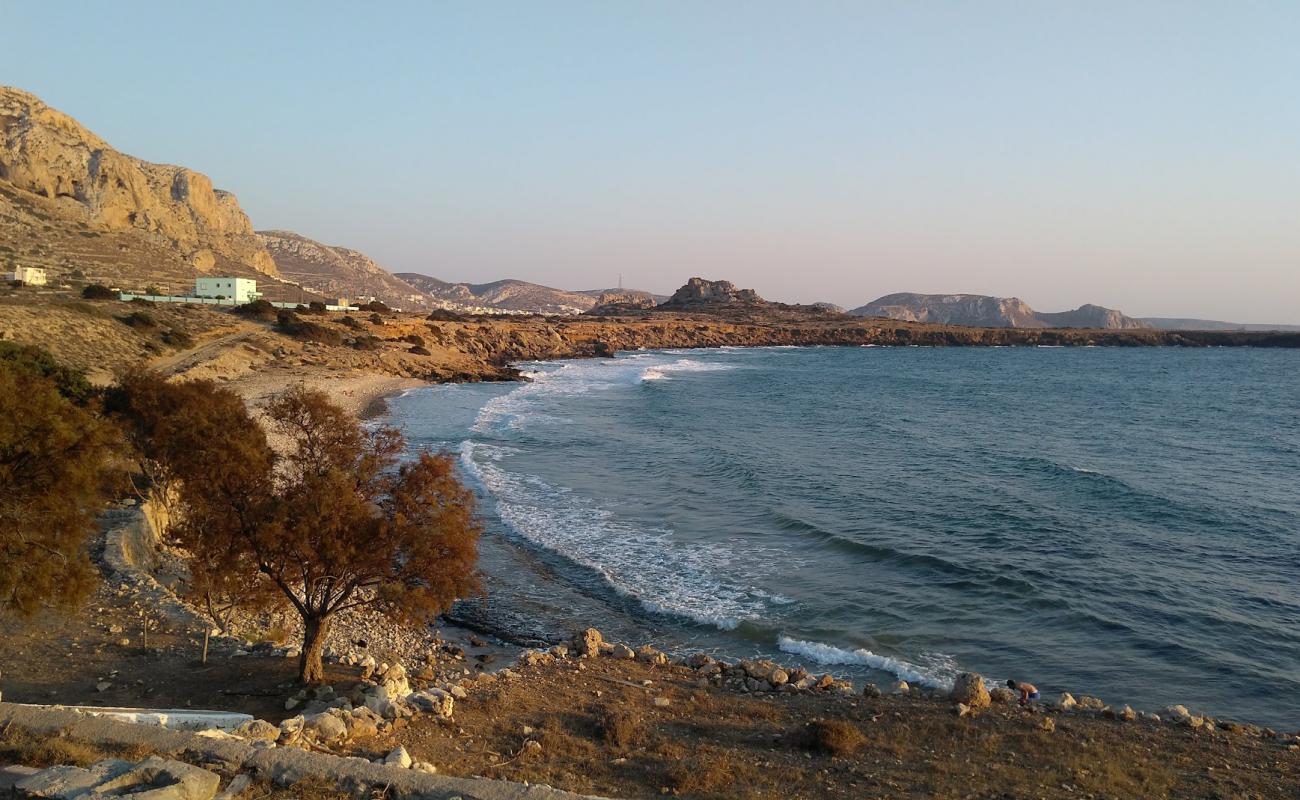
top-left (388, 346), bottom-right (1300, 728)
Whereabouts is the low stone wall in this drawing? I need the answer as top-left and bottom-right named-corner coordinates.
top-left (99, 505), bottom-right (211, 635)
top-left (0, 703), bottom-right (603, 800)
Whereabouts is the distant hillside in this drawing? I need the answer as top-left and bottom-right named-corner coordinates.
top-left (0, 85), bottom-right (291, 293)
top-left (257, 230), bottom-right (427, 309)
top-left (1140, 318), bottom-right (1300, 332)
top-left (851, 293), bottom-right (1147, 329)
top-left (398, 274), bottom-right (607, 315)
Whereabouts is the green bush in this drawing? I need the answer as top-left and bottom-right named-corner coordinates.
top-left (120, 310), bottom-right (157, 330)
top-left (234, 299), bottom-right (277, 319)
top-left (0, 342), bottom-right (95, 405)
top-left (162, 329), bottom-right (195, 349)
top-left (81, 284), bottom-right (116, 300)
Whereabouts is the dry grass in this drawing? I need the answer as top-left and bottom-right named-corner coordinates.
top-left (0, 725), bottom-right (151, 768)
top-left (794, 718), bottom-right (866, 757)
top-left (598, 706), bottom-right (644, 751)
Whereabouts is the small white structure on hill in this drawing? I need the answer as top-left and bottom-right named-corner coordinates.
top-left (194, 277), bottom-right (259, 303)
top-left (5, 266), bottom-right (46, 286)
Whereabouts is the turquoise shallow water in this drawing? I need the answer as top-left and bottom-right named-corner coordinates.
top-left (388, 346), bottom-right (1300, 728)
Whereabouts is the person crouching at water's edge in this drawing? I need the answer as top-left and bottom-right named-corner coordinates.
top-left (1007, 679), bottom-right (1039, 705)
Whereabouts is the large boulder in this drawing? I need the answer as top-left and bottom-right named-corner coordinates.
top-left (950, 673), bottom-right (991, 709)
top-left (378, 664), bottom-right (411, 698)
top-left (304, 711), bottom-right (348, 744)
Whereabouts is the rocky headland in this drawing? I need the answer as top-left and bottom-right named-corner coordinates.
top-left (851, 292), bottom-right (1149, 329)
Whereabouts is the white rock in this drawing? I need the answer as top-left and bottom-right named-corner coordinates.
top-left (891, 680), bottom-right (910, 695)
top-left (383, 746), bottom-right (412, 769)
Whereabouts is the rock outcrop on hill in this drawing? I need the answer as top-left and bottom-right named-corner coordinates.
top-left (0, 86), bottom-right (275, 276)
top-left (658, 277), bottom-right (766, 309)
top-left (258, 230), bottom-right (428, 309)
top-left (851, 293), bottom-right (1147, 329)
top-left (585, 291), bottom-right (658, 315)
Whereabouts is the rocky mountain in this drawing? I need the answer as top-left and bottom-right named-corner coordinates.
top-left (0, 86), bottom-right (276, 284)
top-left (850, 293), bottom-right (1147, 329)
top-left (658, 277), bottom-right (766, 309)
top-left (257, 230), bottom-right (429, 308)
top-left (396, 274), bottom-right (605, 315)
top-left (1139, 317), bottom-right (1300, 332)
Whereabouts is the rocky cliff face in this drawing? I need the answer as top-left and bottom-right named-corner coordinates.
top-left (0, 86), bottom-right (275, 275)
top-left (658, 278), bottom-right (765, 309)
top-left (850, 293), bottom-right (1146, 329)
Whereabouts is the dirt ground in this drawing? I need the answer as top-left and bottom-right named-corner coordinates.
top-left (357, 656), bottom-right (1300, 800)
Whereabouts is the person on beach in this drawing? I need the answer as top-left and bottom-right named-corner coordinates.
top-left (1007, 679), bottom-right (1039, 705)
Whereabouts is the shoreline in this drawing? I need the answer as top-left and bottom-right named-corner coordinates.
top-left (366, 347), bottom-right (1298, 732)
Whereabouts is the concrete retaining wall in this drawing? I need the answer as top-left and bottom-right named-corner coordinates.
top-left (0, 703), bottom-right (604, 800)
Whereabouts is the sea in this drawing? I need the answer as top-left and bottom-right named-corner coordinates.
top-left (386, 345), bottom-right (1300, 729)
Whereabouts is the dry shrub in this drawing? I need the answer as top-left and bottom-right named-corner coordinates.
top-left (794, 719), bottom-right (866, 757)
top-left (666, 750), bottom-right (768, 799)
top-left (0, 726), bottom-right (149, 768)
top-left (536, 716), bottom-right (601, 763)
top-left (598, 707), bottom-right (643, 751)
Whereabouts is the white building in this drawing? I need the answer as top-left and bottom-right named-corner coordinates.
top-left (194, 277), bottom-right (260, 303)
top-left (5, 266), bottom-right (46, 286)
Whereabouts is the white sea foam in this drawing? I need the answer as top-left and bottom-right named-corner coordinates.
top-left (472, 355), bottom-right (736, 432)
top-left (777, 636), bottom-right (960, 689)
top-left (459, 437), bottom-right (778, 630)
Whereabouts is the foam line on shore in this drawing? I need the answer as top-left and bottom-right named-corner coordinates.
top-left (777, 636), bottom-right (958, 689)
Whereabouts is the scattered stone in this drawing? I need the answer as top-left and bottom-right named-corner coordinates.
top-left (1057, 692), bottom-right (1077, 711)
top-left (450, 685), bottom-right (469, 700)
top-left (573, 628), bottom-right (604, 658)
top-left (1119, 705), bottom-right (1138, 722)
top-left (1076, 695), bottom-right (1105, 711)
top-left (891, 680), bottom-right (910, 695)
top-left (610, 643), bottom-right (636, 660)
top-left (410, 689), bottom-right (455, 719)
top-left (1040, 717), bottom-right (1056, 733)
top-left (696, 662), bottom-right (722, 678)
top-left (95, 681), bottom-right (112, 693)
top-left (768, 668), bottom-right (789, 686)
top-left (955, 702), bottom-right (972, 718)
top-left (214, 773), bottom-right (252, 800)
top-left (384, 746), bottom-right (413, 769)
top-left (523, 740), bottom-right (543, 755)
top-left (550, 644), bottom-right (569, 659)
top-left (233, 719), bottom-right (279, 742)
top-left (653, 696), bottom-right (672, 708)
top-left (636, 645), bottom-right (668, 666)
top-left (412, 762), bottom-right (438, 774)
top-left (305, 712), bottom-right (348, 744)
top-left (951, 673), bottom-right (991, 709)
top-left (862, 683), bottom-right (882, 698)
top-left (686, 652), bottom-right (715, 669)
top-left (989, 687), bottom-right (1017, 705)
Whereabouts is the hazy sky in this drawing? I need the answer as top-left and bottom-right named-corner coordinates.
top-left (5, 2), bottom-right (1299, 321)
